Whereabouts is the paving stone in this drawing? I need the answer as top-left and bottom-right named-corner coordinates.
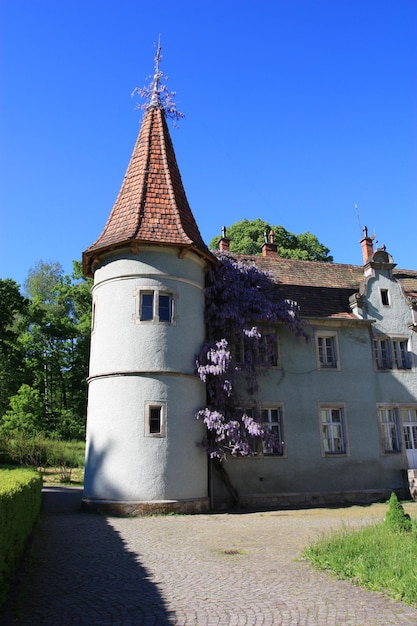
top-left (1, 487), bottom-right (417, 625)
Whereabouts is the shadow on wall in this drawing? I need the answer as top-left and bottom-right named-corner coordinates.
top-left (0, 487), bottom-right (174, 625)
top-left (83, 438), bottom-right (126, 501)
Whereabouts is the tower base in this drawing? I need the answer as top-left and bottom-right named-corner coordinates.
top-left (81, 497), bottom-right (210, 516)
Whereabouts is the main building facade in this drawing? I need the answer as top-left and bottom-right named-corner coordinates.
top-left (82, 62), bottom-right (417, 514)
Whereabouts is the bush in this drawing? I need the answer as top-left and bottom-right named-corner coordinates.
top-left (0, 467), bottom-right (42, 608)
top-left (385, 492), bottom-right (412, 532)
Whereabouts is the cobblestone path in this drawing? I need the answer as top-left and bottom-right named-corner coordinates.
top-left (1, 487), bottom-right (417, 625)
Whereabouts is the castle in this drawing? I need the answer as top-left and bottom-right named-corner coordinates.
top-left (81, 52), bottom-right (417, 514)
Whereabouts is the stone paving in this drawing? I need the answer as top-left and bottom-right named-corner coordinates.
top-left (2, 487), bottom-right (417, 625)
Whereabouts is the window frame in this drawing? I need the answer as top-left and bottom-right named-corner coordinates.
top-left (377, 405), bottom-right (401, 453)
top-left (232, 329), bottom-right (279, 368)
top-left (133, 287), bottom-right (175, 325)
top-left (242, 405), bottom-right (285, 457)
top-left (319, 404), bottom-right (348, 456)
top-left (400, 406), bottom-right (417, 452)
top-left (315, 332), bottom-right (340, 370)
top-left (373, 335), bottom-right (412, 371)
top-left (144, 401), bottom-right (167, 438)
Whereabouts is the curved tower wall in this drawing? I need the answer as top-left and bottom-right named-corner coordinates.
top-left (83, 246), bottom-right (208, 511)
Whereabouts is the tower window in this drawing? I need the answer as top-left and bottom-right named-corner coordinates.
top-left (134, 288), bottom-right (175, 324)
top-left (144, 402), bottom-right (166, 437)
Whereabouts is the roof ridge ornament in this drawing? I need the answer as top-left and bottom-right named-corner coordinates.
top-left (132, 37), bottom-right (185, 125)
top-left (149, 35), bottom-right (162, 109)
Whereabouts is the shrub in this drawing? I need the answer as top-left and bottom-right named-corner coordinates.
top-left (385, 492), bottom-right (412, 532)
top-left (0, 467), bottom-right (42, 608)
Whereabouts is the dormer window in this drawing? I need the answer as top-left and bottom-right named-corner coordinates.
top-left (380, 289), bottom-right (390, 306)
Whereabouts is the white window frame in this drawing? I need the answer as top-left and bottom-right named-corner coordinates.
top-left (144, 401), bottom-right (167, 438)
top-left (319, 405), bottom-right (348, 456)
top-left (392, 337), bottom-right (412, 370)
top-left (316, 332), bottom-right (339, 370)
top-left (377, 405), bottom-right (401, 453)
top-left (133, 287), bottom-right (175, 325)
top-left (400, 406), bottom-right (417, 452)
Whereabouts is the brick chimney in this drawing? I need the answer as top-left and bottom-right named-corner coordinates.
top-left (262, 230), bottom-right (278, 257)
top-left (218, 226), bottom-right (230, 252)
top-left (360, 226), bottom-right (374, 264)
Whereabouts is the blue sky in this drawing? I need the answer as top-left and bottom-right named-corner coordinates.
top-left (1, 0), bottom-right (416, 288)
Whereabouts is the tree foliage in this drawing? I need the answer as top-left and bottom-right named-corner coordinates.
top-left (0, 261), bottom-right (92, 440)
top-left (209, 218), bottom-right (333, 262)
top-left (0, 279), bottom-right (29, 418)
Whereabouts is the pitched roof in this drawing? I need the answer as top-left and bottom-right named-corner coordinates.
top-left (83, 106), bottom-right (214, 276)
top-left (233, 254), bottom-right (417, 320)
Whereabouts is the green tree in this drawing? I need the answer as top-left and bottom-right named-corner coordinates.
top-left (209, 218), bottom-right (333, 262)
top-left (20, 260), bottom-right (92, 439)
top-left (0, 279), bottom-right (30, 417)
top-left (0, 384), bottom-right (45, 436)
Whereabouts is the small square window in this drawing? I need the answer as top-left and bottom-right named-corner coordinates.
top-left (136, 289), bottom-right (174, 324)
top-left (233, 330), bottom-right (278, 367)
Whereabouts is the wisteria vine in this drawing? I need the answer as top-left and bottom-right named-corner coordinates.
top-left (196, 253), bottom-right (305, 460)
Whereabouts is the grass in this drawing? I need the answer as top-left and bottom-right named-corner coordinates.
top-left (304, 504), bottom-right (417, 606)
top-left (40, 466), bottom-right (84, 486)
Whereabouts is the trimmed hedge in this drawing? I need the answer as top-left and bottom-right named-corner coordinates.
top-left (0, 467), bottom-right (42, 608)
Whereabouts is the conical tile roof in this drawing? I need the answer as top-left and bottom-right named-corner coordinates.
top-left (82, 106), bottom-right (214, 276)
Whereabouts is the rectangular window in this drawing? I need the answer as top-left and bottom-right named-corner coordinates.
top-left (233, 330), bottom-right (278, 367)
top-left (137, 290), bottom-right (173, 323)
top-left (380, 289), bottom-right (390, 306)
top-left (378, 407), bottom-right (400, 453)
top-left (392, 339), bottom-right (410, 370)
top-left (243, 406), bottom-right (284, 456)
top-left (261, 407), bottom-right (283, 455)
top-left (144, 402), bottom-right (166, 437)
top-left (316, 333), bottom-right (338, 369)
top-left (140, 292), bottom-right (154, 321)
top-left (401, 407), bottom-right (417, 451)
top-left (373, 336), bottom-right (412, 370)
top-left (373, 338), bottom-right (391, 369)
top-left (320, 407), bottom-right (346, 455)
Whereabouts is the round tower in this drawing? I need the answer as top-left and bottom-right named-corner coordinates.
top-left (82, 49), bottom-right (214, 514)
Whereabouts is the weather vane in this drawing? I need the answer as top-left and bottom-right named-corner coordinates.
top-left (132, 35), bottom-right (185, 125)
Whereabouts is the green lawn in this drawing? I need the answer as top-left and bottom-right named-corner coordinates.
top-left (304, 500), bottom-right (417, 606)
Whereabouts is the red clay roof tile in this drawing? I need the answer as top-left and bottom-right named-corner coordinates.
top-left (83, 107), bottom-right (214, 275)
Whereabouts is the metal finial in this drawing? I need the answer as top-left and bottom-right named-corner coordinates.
top-left (149, 35), bottom-right (162, 109)
top-left (221, 226), bottom-right (227, 239)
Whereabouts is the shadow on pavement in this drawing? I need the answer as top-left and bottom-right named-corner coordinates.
top-left (1, 487), bottom-right (174, 625)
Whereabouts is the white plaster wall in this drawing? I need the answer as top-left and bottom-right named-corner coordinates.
top-left (226, 322), bottom-right (408, 500)
top-left (84, 246), bottom-right (209, 503)
top-left (83, 374), bottom-right (207, 501)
